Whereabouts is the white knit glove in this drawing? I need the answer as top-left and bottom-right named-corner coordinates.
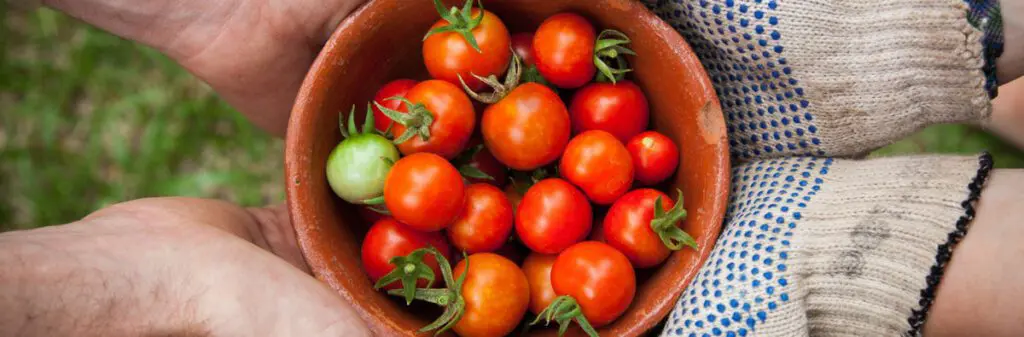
top-left (643, 0), bottom-right (1006, 336)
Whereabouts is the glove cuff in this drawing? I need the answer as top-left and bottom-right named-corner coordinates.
top-left (789, 153), bottom-right (993, 336)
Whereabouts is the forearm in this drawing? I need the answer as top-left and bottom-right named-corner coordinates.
top-left (998, 0), bottom-right (1024, 83)
top-left (0, 221), bottom-right (202, 336)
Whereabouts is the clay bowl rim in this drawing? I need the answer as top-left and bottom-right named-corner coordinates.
top-left (285, 0), bottom-right (730, 336)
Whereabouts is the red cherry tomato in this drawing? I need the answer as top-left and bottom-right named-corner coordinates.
top-left (515, 178), bottom-right (592, 254)
top-left (360, 218), bottom-right (452, 290)
top-left (384, 153), bottom-right (465, 231)
top-left (423, 8), bottom-right (511, 91)
top-left (603, 188), bottom-right (681, 268)
top-left (551, 241), bottom-right (636, 327)
top-left (560, 130), bottom-right (634, 205)
top-left (370, 79), bottom-right (417, 132)
top-left (511, 32), bottom-right (537, 66)
top-left (522, 253), bottom-right (558, 315)
top-left (389, 80), bottom-right (476, 159)
top-left (452, 253), bottom-right (530, 337)
top-left (449, 184), bottom-right (514, 254)
top-left (570, 80), bottom-right (650, 143)
top-left (481, 82), bottom-right (571, 170)
top-left (533, 13), bottom-right (596, 88)
top-left (627, 131), bottom-right (680, 185)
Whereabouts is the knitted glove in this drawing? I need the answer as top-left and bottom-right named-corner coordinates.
top-left (640, 0), bottom-right (1006, 336)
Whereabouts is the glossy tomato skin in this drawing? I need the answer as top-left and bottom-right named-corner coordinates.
top-left (570, 81), bottom-right (650, 143)
top-left (603, 189), bottom-right (677, 268)
top-left (360, 218), bottom-right (452, 290)
top-left (511, 32), bottom-right (536, 66)
top-left (370, 79), bottom-right (417, 132)
top-left (391, 80), bottom-right (476, 159)
top-left (551, 241), bottom-right (636, 327)
top-left (424, 9), bottom-right (511, 91)
top-left (627, 131), bottom-right (680, 186)
top-left (533, 13), bottom-right (596, 88)
top-left (452, 253), bottom-right (530, 337)
top-left (560, 130), bottom-right (634, 205)
top-left (384, 153), bottom-right (466, 231)
top-left (522, 253), bottom-right (558, 315)
top-left (482, 82), bottom-right (570, 170)
top-left (449, 184), bottom-right (514, 254)
top-left (515, 178), bottom-right (592, 254)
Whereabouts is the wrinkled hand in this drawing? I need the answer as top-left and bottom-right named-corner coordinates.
top-left (0, 197), bottom-right (370, 336)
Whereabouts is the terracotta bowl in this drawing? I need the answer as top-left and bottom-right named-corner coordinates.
top-left (285, 0), bottom-right (729, 336)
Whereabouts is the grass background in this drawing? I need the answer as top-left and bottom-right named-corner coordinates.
top-left (2, 7), bottom-right (1022, 231)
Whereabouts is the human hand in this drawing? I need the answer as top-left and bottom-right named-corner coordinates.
top-left (0, 197), bottom-right (371, 336)
top-left (641, 0), bottom-right (1024, 336)
top-left (41, 0), bottom-right (369, 137)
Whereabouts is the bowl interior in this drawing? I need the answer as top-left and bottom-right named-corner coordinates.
top-left (285, 0), bottom-right (729, 336)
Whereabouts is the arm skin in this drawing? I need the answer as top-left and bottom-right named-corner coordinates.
top-left (998, 0), bottom-right (1024, 84)
top-left (40, 0), bottom-right (367, 137)
top-left (0, 198), bottom-right (371, 337)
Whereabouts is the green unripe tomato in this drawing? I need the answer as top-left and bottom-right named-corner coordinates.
top-left (326, 133), bottom-right (400, 204)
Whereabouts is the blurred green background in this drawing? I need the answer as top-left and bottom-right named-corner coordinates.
top-left (2, 7), bottom-right (1022, 231)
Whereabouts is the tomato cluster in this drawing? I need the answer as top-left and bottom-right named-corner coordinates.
top-left (324, 1), bottom-right (697, 336)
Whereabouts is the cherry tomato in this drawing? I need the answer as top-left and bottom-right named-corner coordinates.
top-left (424, 8), bottom-right (511, 91)
top-left (560, 130), bottom-right (634, 205)
top-left (360, 218), bottom-right (452, 290)
top-left (456, 138), bottom-right (508, 187)
top-left (449, 184), bottom-right (514, 254)
top-left (388, 80), bottom-right (476, 159)
top-left (604, 189), bottom-right (681, 267)
top-left (515, 178), bottom-right (592, 254)
top-left (533, 13), bottom-right (596, 88)
top-left (511, 32), bottom-right (536, 66)
top-left (452, 253), bottom-right (530, 337)
top-left (522, 253), bottom-right (558, 315)
top-left (570, 80), bottom-right (650, 143)
top-left (370, 79), bottom-right (417, 132)
top-left (384, 153), bottom-right (465, 231)
top-left (551, 241), bottom-right (635, 327)
top-left (482, 82), bottom-right (570, 170)
top-left (627, 131), bottom-right (680, 186)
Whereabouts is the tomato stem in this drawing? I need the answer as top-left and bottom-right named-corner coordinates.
top-left (529, 295), bottom-right (599, 337)
top-left (425, 0), bottom-right (485, 53)
top-left (374, 97), bottom-right (436, 145)
top-left (651, 189), bottom-right (698, 251)
top-left (385, 248), bottom-right (469, 336)
top-left (340, 103), bottom-right (391, 139)
top-left (593, 29), bottom-right (635, 84)
top-left (374, 248), bottom-right (438, 305)
top-left (459, 51), bottom-right (522, 104)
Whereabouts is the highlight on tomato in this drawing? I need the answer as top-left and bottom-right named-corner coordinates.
top-left (570, 80), bottom-right (650, 143)
top-left (448, 183), bottom-right (514, 254)
top-left (627, 131), bottom-right (680, 185)
top-left (378, 152), bottom-right (466, 232)
top-left (603, 188), bottom-right (696, 268)
top-left (423, 0), bottom-right (511, 91)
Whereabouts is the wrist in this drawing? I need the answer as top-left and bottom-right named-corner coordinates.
top-left (0, 221), bottom-right (209, 336)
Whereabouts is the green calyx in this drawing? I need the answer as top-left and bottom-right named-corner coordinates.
top-left (339, 103), bottom-right (389, 139)
top-left (386, 248), bottom-right (469, 336)
top-left (453, 144), bottom-right (495, 181)
top-left (373, 97), bottom-right (436, 145)
top-left (458, 52), bottom-right (522, 104)
top-left (509, 167), bottom-right (551, 195)
top-left (426, 0), bottom-right (485, 53)
top-left (529, 295), bottom-right (598, 337)
top-left (593, 29), bottom-right (636, 84)
top-left (374, 248), bottom-right (437, 305)
top-left (652, 189), bottom-right (698, 251)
